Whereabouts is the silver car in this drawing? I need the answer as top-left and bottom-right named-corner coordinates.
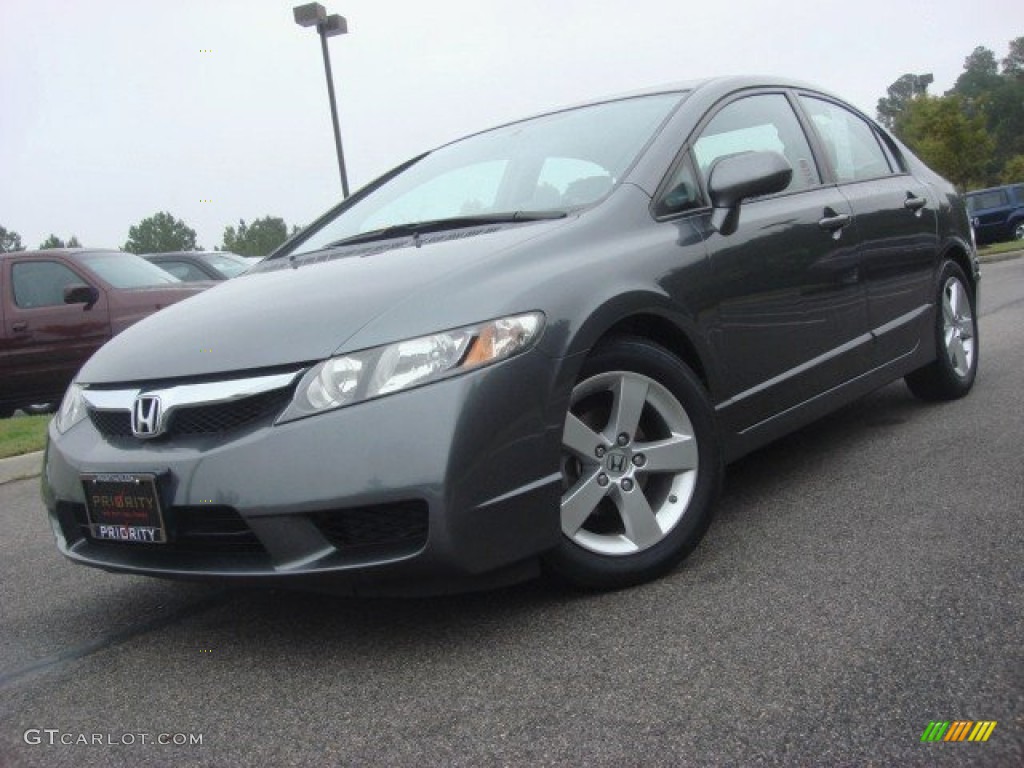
top-left (43, 77), bottom-right (979, 594)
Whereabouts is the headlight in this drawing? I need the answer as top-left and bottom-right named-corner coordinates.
top-left (55, 382), bottom-right (87, 434)
top-left (278, 312), bottom-right (544, 423)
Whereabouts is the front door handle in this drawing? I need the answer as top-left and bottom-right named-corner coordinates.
top-left (12, 322), bottom-right (28, 332)
top-left (904, 193), bottom-right (927, 213)
top-left (819, 213), bottom-right (851, 229)
top-left (819, 210), bottom-right (852, 239)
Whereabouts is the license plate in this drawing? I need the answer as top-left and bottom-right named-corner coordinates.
top-left (82, 473), bottom-right (166, 544)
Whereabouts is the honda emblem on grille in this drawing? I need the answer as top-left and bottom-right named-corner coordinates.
top-left (132, 395), bottom-right (163, 438)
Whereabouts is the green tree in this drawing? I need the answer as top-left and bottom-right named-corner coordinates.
top-left (897, 94), bottom-right (993, 190)
top-left (222, 216), bottom-right (289, 257)
top-left (39, 234), bottom-right (81, 249)
top-left (1, 225), bottom-right (25, 252)
top-left (951, 46), bottom-right (1002, 100)
top-left (1002, 155), bottom-right (1024, 183)
top-left (944, 38), bottom-right (1024, 184)
top-left (877, 37), bottom-right (1024, 185)
top-left (985, 78), bottom-right (1024, 175)
top-left (877, 73), bottom-right (933, 130)
top-left (123, 211), bottom-right (198, 254)
top-left (1003, 36), bottom-right (1024, 78)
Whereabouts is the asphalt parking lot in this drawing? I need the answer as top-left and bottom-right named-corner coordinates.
top-left (0, 258), bottom-right (1021, 767)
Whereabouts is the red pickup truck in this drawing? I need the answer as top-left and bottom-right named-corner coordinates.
top-left (0, 249), bottom-right (210, 417)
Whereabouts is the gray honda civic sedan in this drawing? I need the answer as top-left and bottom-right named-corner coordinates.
top-left (43, 76), bottom-right (979, 594)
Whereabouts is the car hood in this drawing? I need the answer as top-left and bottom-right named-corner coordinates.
top-left (78, 220), bottom-right (570, 384)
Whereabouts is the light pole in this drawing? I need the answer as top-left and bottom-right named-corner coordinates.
top-left (293, 3), bottom-right (350, 197)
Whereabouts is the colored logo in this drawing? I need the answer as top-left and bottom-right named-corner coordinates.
top-left (921, 721), bottom-right (997, 742)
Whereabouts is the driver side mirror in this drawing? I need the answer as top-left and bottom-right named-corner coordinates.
top-left (63, 283), bottom-right (99, 310)
top-left (708, 150), bottom-right (793, 236)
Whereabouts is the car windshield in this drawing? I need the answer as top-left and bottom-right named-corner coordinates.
top-left (78, 252), bottom-right (182, 288)
top-left (282, 92), bottom-right (685, 257)
top-left (205, 253), bottom-right (251, 277)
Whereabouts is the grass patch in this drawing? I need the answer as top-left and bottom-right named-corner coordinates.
top-left (978, 241), bottom-right (1024, 259)
top-left (0, 414), bottom-right (50, 459)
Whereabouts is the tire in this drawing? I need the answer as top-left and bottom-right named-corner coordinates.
top-left (0, 407), bottom-right (14, 419)
top-left (23, 403), bottom-right (56, 415)
top-left (905, 260), bottom-right (978, 401)
top-left (543, 337), bottom-right (722, 590)
top-left (1014, 220), bottom-right (1024, 241)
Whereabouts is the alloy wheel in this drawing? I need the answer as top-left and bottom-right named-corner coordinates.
top-left (942, 276), bottom-right (975, 379)
top-left (560, 371), bottom-right (698, 556)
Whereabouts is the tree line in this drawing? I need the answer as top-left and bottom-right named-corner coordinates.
top-left (877, 36), bottom-right (1024, 190)
top-left (0, 212), bottom-right (301, 257)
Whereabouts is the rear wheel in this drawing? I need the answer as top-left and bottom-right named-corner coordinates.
top-left (1014, 221), bottom-right (1024, 241)
top-left (905, 261), bottom-right (978, 401)
top-left (544, 337), bottom-right (721, 590)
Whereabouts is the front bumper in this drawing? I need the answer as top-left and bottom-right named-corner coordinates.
top-left (42, 348), bottom-right (566, 594)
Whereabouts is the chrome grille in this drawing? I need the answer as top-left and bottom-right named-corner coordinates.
top-left (89, 409), bottom-right (133, 437)
top-left (83, 369), bottom-right (301, 440)
top-left (89, 389), bottom-right (289, 439)
top-left (168, 388), bottom-right (290, 434)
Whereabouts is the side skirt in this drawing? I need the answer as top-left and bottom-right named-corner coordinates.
top-left (719, 311), bottom-right (936, 463)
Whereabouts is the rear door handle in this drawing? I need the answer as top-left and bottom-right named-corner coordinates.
top-left (12, 322), bottom-right (28, 332)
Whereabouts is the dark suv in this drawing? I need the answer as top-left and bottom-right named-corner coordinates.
top-left (965, 183), bottom-right (1024, 244)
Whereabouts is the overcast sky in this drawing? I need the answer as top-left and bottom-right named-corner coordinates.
top-left (1, 0), bottom-right (1021, 251)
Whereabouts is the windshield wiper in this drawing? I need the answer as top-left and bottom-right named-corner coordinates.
top-left (321, 210), bottom-right (567, 249)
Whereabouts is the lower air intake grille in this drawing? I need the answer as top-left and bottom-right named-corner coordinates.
top-left (309, 501), bottom-right (429, 554)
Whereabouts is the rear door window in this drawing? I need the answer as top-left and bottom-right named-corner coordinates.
top-left (799, 96), bottom-right (894, 183)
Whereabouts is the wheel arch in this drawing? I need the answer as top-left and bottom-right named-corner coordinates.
top-left (939, 238), bottom-right (978, 295)
top-left (556, 292), bottom-right (720, 402)
top-left (1008, 212), bottom-right (1024, 237)
top-left (598, 314), bottom-right (712, 391)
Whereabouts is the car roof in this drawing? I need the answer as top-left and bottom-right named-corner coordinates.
top-left (588, 75), bottom-right (836, 101)
top-left (143, 251), bottom-right (245, 259)
top-left (966, 183), bottom-right (1021, 195)
top-left (0, 248), bottom-right (124, 261)
top-left (431, 75), bottom-right (846, 153)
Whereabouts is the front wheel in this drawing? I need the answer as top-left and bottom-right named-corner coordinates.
top-left (544, 337), bottom-right (722, 590)
top-left (905, 260), bottom-right (978, 401)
